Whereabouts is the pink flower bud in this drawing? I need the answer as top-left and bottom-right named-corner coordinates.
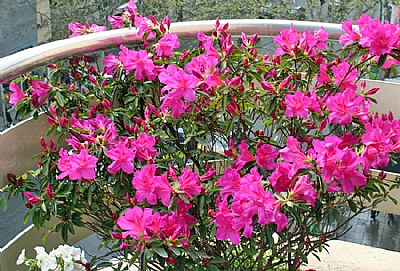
top-left (45, 184), bottom-right (55, 198)
top-left (318, 118), bottom-right (327, 132)
top-left (260, 81), bottom-right (275, 92)
top-left (241, 32), bottom-right (248, 44)
top-left (166, 257), bottom-right (177, 264)
top-left (249, 33), bottom-right (258, 46)
top-left (365, 87), bottom-right (380, 95)
top-left (102, 99), bottom-right (113, 110)
top-left (7, 173), bottom-right (16, 184)
top-left (149, 14), bottom-right (158, 25)
top-left (112, 232), bottom-right (123, 239)
top-left (148, 104), bottom-right (161, 116)
top-left (23, 192), bottom-right (40, 205)
top-left (228, 76), bottom-right (241, 87)
top-left (40, 137), bottom-right (47, 151)
top-left (167, 165), bottom-right (178, 181)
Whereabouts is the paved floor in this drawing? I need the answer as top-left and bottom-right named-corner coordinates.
top-left (337, 210), bottom-right (400, 252)
top-left (0, 193), bottom-right (30, 248)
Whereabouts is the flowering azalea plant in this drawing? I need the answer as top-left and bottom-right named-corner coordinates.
top-left (6, 1), bottom-right (400, 270)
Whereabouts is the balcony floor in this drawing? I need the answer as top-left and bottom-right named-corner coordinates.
top-left (337, 210), bottom-right (400, 252)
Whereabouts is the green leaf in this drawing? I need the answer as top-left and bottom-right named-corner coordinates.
top-left (153, 247), bottom-right (168, 258)
top-left (55, 91), bottom-right (65, 106)
top-left (377, 54), bottom-right (388, 69)
top-left (170, 247), bottom-right (181, 256)
top-left (0, 193), bottom-right (7, 212)
top-left (392, 65), bottom-right (398, 77)
top-left (206, 265), bottom-right (220, 271)
top-left (209, 258), bottom-right (225, 264)
top-left (195, 137), bottom-right (208, 147)
top-left (347, 200), bottom-right (357, 213)
top-left (61, 223), bottom-right (69, 242)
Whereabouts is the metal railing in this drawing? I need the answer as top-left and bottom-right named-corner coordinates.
top-left (0, 19), bottom-right (346, 83)
top-left (1, 19), bottom-right (398, 271)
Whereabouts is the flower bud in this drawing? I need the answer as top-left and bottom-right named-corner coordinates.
top-left (7, 173), bottom-right (16, 184)
top-left (23, 192), bottom-right (40, 205)
top-left (112, 232), bottom-right (123, 239)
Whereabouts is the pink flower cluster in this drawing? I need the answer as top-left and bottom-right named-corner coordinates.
top-left (115, 200), bottom-right (196, 250)
top-left (216, 167), bottom-right (287, 244)
top-left (340, 14), bottom-right (400, 56)
top-left (274, 25), bottom-right (328, 56)
top-left (68, 22), bottom-right (106, 38)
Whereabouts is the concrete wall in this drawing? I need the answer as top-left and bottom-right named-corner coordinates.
top-left (0, 0), bottom-right (38, 57)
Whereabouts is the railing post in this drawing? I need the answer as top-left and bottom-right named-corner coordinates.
top-left (0, 84), bottom-right (7, 130)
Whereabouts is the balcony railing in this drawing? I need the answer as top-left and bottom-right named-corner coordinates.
top-left (0, 19), bottom-right (398, 271)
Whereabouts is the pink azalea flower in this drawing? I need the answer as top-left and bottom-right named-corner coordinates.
top-left (232, 140), bottom-right (255, 170)
top-left (116, 206), bottom-right (154, 240)
top-left (154, 174), bottom-right (173, 207)
top-left (312, 136), bottom-right (344, 183)
top-left (108, 15), bottom-right (125, 29)
top-left (313, 26), bottom-right (329, 50)
top-left (161, 199), bottom-right (196, 240)
top-left (120, 49), bottom-right (158, 81)
top-left (30, 80), bottom-right (51, 105)
top-left (268, 162), bottom-right (299, 192)
top-left (280, 136), bottom-right (308, 166)
top-left (256, 143), bottom-right (278, 170)
top-left (57, 149), bottom-right (98, 181)
top-left (107, 143), bottom-right (135, 174)
top-left (23, 192), bottom-right (40, 205)
top-left (205, 70), bottom-right (224, 87)
top-left (156, 33), bottom-right (180, 57)
top-left (356, 15), bottom-right (398, 56)
top-left (103, 54), bottom-right (120, 75)
top-left (326, 89), bottom-right (363, 125)
top-left (200, 163), bottom-right (217, 181)
top-left (185, 54), bottom-right (219, 75)
top-left (216, 168), bottom-right (241, 197)
top-left (235, 168), bottom-right (275, 225)
top-left (134, 15), bottom-right (155, 38)
top-left (9, 82), bottom-right (26, 107)
top-left (291, 175), bottom-right (318, 206)
top-left (131, 164), bottom-right (158, 205)
top-left (316, 64), bottom-right (332, 87)
top-left (332, 62), bottom-right (358, 92)
top-left (362, 125), bottom-right (392, 169)
top-left (365, 23), bottom-right (397, 56)
top-left (178, 168), bottom-right (203, 199)
top-left (285, 91), bottom-right (312, 118)
top-left (159, 68), bottom-right (199, 102)
top-left (336, 149), bottom-right (366, 193)
top-left (68, 22), bottom-right (106, 38)
top-left (215, 199), bottom-right (241, 244)
top-left (274, 26), bottom-right (300, 56)
top-left (197, 32), bottom-right (220, 57)
top-left (132, 133), bottom-right (158, 162)
top-left (160, 95), bottom-right (186, 118)
top-left (339, 20), bottom-right (361, 48)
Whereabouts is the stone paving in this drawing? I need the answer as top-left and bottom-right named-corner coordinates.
top-left (337, 210), bottom-right (400, 252)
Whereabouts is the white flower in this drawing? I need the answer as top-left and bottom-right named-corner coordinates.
top-left (80, 250), bottom-right (87, 264)
top-left (34, 246), bottom-right (57, 271)
top-left (34, 246), bottom-right (47, 257)
top-left (16, 249), bottom-right (26, 265)
top-left (63, 260), bottom-right (75, 271)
